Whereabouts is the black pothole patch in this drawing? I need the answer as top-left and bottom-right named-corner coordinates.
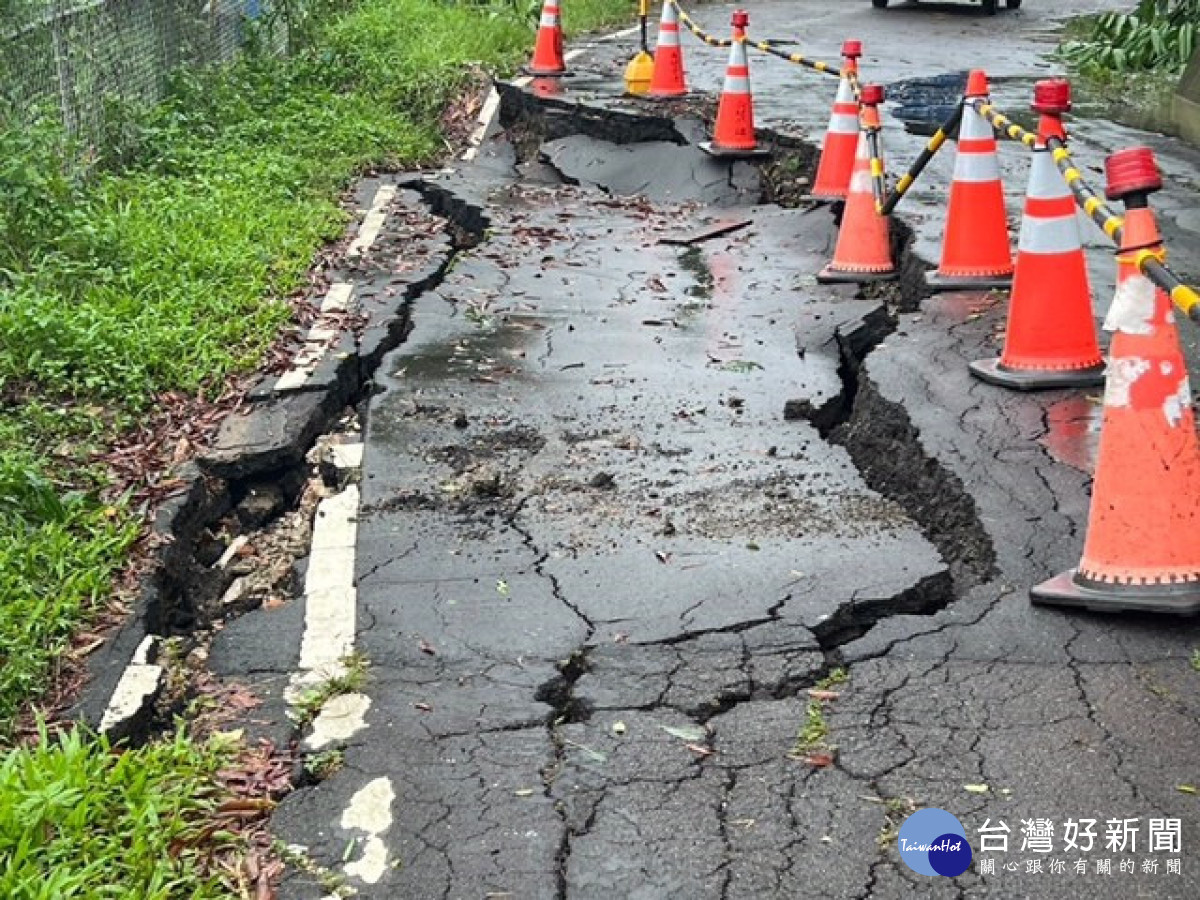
top-left (536, 649), bottom-right (594, 725)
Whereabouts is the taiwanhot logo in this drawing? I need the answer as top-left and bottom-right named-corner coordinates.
top-left (897, 808), bottom-right (973, 877)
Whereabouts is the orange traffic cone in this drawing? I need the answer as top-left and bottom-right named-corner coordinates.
top-left (525, 0), bottom-right (568, 77)
top-left (926, 70), bottom-right (1013, 291)
top-left (648, 1), bottom-right (686, 98)
top-left (817, 84), bottom-right (895, 284)
top-left (1032, 146), bottom-right (1200, 614)
top-left (700, 11), bottom-right (767, 159)
top-left (809, 40), bottom-right (863, 201)
top-left (969, 79), bottom-right (1105, 390)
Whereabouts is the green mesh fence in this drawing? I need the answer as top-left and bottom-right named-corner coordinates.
top-left (0, 0), bottom-right (287, 140)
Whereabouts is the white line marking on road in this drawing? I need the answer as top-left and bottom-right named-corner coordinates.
top-left (287, 481), bottom-right (360, 704)
top-left (306, 693), bottom-right (372, 751)
top-left (321, 281), bottom-right (355, 313)
top-left (341, 777), bottom-right (396, 885)
top-left (594, 24), bottom-right (640, 42)
top-left (275, 282), bottom-right (357, 392)
top-left (99, 635), bottom-right (163, 736)
top-left (463, 87), bottom-right (504, 161)
top-left (347, 184), bottom-right (397, 256)
top-left (464, 28), bottom-right (634, 161)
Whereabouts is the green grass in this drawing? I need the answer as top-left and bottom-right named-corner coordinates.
top-left (0, 726), bottom-right (235, 899)
top-left (289, 652), bottom-right (369, 725)
top-left (0, 452), bottom-right (137, 732)
top-left (0, 0), bottom-right (630, 726)
top-left (0, 0), bottom-right (631, 894)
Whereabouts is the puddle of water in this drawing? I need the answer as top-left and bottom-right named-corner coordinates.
top-left (929, 290), bottom-right (1006, 323)
top-left (677, 245), bottom-right (715, 310)
top-left (393, 316), bottom-right (549, 382)
top-left (1040, 394), bottom-right (1103, 472)
top-left (888, 71), bottom-right (969, 136)
top-left (528, 77), bottom-right (565, 100)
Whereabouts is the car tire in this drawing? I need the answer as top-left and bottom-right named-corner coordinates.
top-left (872, 0), bottom-right (889, 7)
top-left (1006, 0), bottom-right (1022, 7)
top-left (982, 0), bottom-right (997, 12)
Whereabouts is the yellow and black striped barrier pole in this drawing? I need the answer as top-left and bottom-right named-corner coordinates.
top-left (876, 101), bottom-right (963, 216)
top-left (668, 0), bottom-right (731, 47)
top-left (1045, 136), bottom-right (1125, 245)
top-left (866, 127), bottom-right (886, 211)
top-left (969, 99), bottom-right (1038, 149)
top-left (747, 38), bottom-right (842, 78)
top-left (846, 67), bottom-right (861, 103)
top-left (972, 106), bottom-right (1200, 324)
top-left (967, 98), bottom-right (1126, 244)
top-left (1141, 253), bottom-right (1200, 325)
top-left (668, 1), bottom-right (846, 79)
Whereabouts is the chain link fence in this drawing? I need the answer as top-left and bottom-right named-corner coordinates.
top-left (0, 0), bottom-right (287, 141)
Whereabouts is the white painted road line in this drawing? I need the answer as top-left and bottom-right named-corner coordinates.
top-left (347, 184), bottom-right (397, 256)
top-left (274, 281), bottom-right (357, 393)
top-left (462, 87), bottom-right (504, 161)
top-left (287, 481), bottom-right (361, 703)
top-left (99, 635), bottom-right (163, 737)
top-left (465, 31), bottom-right (636, 160)
top-left (341, 777), bottom-right (396, 885)
top-left (306, 692), bottom-right (371, 751)
top-left (321, 281), bottom-right (355, 313)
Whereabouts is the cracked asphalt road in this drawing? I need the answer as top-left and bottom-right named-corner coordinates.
top-left (271, 2), bottom-right (1200, 897)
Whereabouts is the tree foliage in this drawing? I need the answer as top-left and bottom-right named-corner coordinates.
top-left (1060, 0), bottom-right (1199, 73)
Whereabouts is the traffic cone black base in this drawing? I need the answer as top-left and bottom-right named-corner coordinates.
top-left (967, 358), bottom-right (1105, 391)
top-left (924, 271), bottom-right (1012, 292)
top-left (521, 67), bottom-right (575, 77)
top-left (1032, 570), bottom-right (1200, 615)
top-left (698, 141), bottom-right (770, 160)
top-left (816, 266), bottom-right (896, 285)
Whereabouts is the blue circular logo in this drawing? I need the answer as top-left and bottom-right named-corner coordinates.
top-left (897, 808), bottom-right (972, 877)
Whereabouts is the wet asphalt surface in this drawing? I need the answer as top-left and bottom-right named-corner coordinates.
top-left (271, 2), bottom-right (1200, 897)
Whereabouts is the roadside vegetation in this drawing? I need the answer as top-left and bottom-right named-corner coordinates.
top-left (0, 0), bottom-right (628, 895)
top-left (1058, 0), bottom-right (1197, 123)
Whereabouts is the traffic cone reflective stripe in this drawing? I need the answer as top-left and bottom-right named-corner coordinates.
top-left (818, 127), bottom-right (895, 283)
top-left (526, 0), bottom-right (568, 76)
top-left (1032, 147), bottom-right (1200, 614)
top-left (648, 2), bottom-right (687, 98)
top-left (810, 74), bottom-right (859, 200)
top-left (926, 70), bottom-right (1013, 291)
top-left (969, 145), bottom-right (1104, 389)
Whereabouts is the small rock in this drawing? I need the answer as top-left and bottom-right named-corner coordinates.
top-left (453, 412), bottom-right (470, 429)
top-left (236, 483), bottom-right (286, 528)
top-left (589, 472), bottom-right (616, 490)
top-left (783, 399), bottom-right (815, 421)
